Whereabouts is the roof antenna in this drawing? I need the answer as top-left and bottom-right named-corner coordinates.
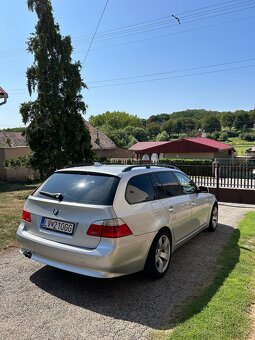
top-left (172, 14), bottom-right (181, 24)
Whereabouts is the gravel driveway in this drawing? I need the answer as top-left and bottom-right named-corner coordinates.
top-left (0, 203), bottom-right (254, 340)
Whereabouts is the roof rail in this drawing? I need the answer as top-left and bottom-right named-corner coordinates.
top-left (156, 163), bottom-right (179, 170)
top-left (122, 164), bottom-right (178, 172)
top-left (64, 162), bottom-right (94, 168)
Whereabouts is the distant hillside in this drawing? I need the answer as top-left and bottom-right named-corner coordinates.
top-left (147, 109), bottom-right (227, 123)
top-left (168, 109), bottom-right (223, 120)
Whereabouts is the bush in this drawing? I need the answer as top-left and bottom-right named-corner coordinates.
top-left (239, 132), bottom-right (255, 141)
top-left (223, 130), bottom-right (239, 138)
top-left (156, 131), bottom-right (169, 141)
top-left (159, 158), bottom-right (213, 176)
top-left (159, 158), bottom-right (213, 166)
top-left (219, 132), bottom-right (229, 141)
top-left (179, 133), bottom-right (188, 139)
top-left (3, 159), bottom-right (10, 167)
top-left (168, 134), bottom-right (179, 140)
top-left (3, 156), bottom-right (30, 168)
top-left (207, 131), bottom-right (220, 140)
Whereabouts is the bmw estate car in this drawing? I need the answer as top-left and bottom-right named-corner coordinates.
top-left (17, 164), bottom-right (218, 279)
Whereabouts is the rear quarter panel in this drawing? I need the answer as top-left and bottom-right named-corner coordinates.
top-left (112, 173), bottom-right (170, 236)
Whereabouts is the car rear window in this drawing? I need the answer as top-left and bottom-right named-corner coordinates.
top-left (34, 172), bottom-right (120, 205)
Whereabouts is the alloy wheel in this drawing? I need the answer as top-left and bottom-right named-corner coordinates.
top-left (155, 235), bottom-right (171, 273)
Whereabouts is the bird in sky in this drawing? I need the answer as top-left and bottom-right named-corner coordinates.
top-left (172, 14), bottom-right (181, 24)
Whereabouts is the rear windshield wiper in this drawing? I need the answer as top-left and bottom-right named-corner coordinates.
top-left (39, 191), bottom-right (64, 201)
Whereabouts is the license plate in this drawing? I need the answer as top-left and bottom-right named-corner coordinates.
top-left (40, 217), bottom-right (75, 235)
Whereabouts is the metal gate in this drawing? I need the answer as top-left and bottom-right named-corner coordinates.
top-left (109, 161), bottom-right (255, 205)
top-left (178, 163), bottom-right (255, 205)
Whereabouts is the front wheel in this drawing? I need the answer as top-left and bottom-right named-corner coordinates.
top-left (144, 230), bottom-right (171, 279)
top-left (206, 204), bottom-right (218, 232)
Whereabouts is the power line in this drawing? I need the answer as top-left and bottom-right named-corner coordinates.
top-left (7, 57), bottom-right (255, 92)
top-left (89, 64), bottom-right (255, 88)
top-left (0, 0), bottom-right (254, 58)
top-left (81, 0), bottom-right (110, 66)
top-left (176, 0), bottom-right (249, 15)
top-left (88, 58), bottom-right (255, 84)
top-left (80, 14), bottom-right (255, 54)
top-left (77, 0), bottom-right (253, 41)
top-left (72, 0), bottom-right (255, 44)
top-left (179, 0), bottom-right (254, 19)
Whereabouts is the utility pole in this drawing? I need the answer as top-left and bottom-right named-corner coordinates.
top-left (0, 87), bottom-right (8, 106)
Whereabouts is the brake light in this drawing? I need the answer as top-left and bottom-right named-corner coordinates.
top-left (22, 210), bottom-right (31, 222)
top-left (87, 218), bottom-right (132, 238)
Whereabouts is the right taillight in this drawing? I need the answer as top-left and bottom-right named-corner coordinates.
top-left (87, 218), bottom-right (132, 238)
top-left (22, 209), bottom-right (31, 222)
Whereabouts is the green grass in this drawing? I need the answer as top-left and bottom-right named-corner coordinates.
top-left (158, 212), bottom-right (255, 340)
top-left (0, 182), bottom-right (39, 250)
top-left (228, 137), bottom-right (254, 156)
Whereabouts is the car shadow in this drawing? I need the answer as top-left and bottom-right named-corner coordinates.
top-left (30, 223), bottom-right (240, 330)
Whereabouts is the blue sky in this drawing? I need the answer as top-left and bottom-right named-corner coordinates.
top-left (1, 0), bottom-right (255, 128)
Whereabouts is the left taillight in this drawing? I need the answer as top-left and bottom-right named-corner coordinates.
top-left (22, 210), bottom-right (31, 222)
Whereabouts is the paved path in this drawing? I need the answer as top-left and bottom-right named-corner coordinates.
top-left (0, 203), bottom-right (254, 340)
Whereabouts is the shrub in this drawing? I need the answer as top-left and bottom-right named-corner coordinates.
top-left (219, 132), bottom-right (229, 141)
top-left (3, 156), bottom-right (30, 168)
top-left (239, 132), bottom-right (255, 141)
top-left (159, 158), bottom-right (213, 166)
top-left (206, 131), bottom-right (220, 140)
top-left (223, 130), bottom-right (239, 138)
top-left (159, 158), bottom-right (213, 176)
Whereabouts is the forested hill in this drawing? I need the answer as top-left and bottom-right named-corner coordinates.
top-left (148, 109), bottom-right (225, 122)
top-left (169, 109), bottom-right (222, 120)
top-left (88, 109), bottom-right (255, 149)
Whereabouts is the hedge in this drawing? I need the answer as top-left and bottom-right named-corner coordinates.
top-left (159, 158), bottom-right (214, 176)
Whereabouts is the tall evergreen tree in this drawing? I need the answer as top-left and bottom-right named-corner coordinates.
top-left (20, 0), bottom-right (92, 179)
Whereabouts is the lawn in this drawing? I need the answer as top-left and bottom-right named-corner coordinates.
top-left (157, 212), bottom-right (255, 340)
top-left (0, 182), bottom-right (39, 250)
top-left (228, 137), bottom-right (254, 156)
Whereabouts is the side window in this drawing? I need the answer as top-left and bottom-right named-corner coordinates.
top-left (152, 172), bottom-right (182, 199)
top-left (174, 172), bottom-right (197, 194)
top-left (125, 174), bottom-right (156, 204)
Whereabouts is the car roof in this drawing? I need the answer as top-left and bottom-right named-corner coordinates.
top-left (56, 163), bottom-right (179, 177)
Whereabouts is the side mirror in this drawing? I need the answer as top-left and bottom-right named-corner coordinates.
top-left (198, 186), bottom-right (209, 193)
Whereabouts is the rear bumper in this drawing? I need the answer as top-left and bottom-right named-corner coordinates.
top-left (17, 223), bottom-right (154, 278)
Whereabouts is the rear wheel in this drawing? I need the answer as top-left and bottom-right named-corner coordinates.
top-left (206, 204), bottom-right (218, 232)
top-left (144, 230), bottom-right (171, 279)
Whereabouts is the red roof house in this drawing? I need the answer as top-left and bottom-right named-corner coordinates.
top-left (130, 138), bottom-right (235, 160)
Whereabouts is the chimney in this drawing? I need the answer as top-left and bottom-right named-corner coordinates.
top-left (95, 131), bottom-right (100, 146)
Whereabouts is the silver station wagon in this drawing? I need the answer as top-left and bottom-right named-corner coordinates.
top-left (17, 164), bottom-right (218, 279)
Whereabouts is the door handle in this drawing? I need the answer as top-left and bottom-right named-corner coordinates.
top-left (168, 206), bottom-right (175, 213)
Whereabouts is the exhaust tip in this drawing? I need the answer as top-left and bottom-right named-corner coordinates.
top-left (23, 251), bottom-right (32, 259)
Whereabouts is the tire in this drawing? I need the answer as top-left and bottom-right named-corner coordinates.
top-left (144, 230), bottom-right (171, 279)
top-left (206, 204), bottom-right (218, 232)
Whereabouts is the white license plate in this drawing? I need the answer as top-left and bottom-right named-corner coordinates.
top-left (40, 217), bottom-right (75, 235)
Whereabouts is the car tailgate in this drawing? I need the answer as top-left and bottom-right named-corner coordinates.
top-left (23, 196), bottom-right (116, 249)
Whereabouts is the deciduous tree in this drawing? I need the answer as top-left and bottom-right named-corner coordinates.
top-left (221, 112), bottom-right (235, 129)
top-left (202, 116), bottom-right (221, 133)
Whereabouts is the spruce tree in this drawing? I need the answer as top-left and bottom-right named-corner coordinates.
top-left (20, 0), bottom-right (92, 179)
